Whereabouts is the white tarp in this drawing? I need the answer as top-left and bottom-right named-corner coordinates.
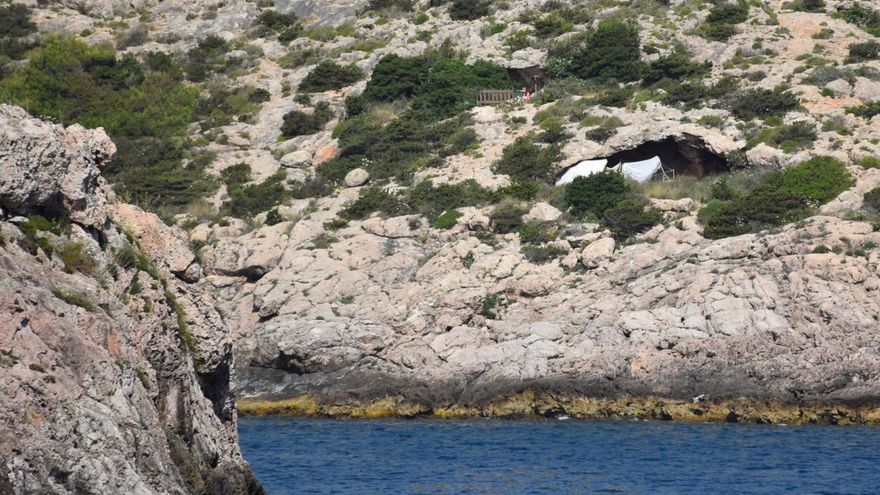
top-left (555, 159), bottom-right (608, 186)
top-left (621, 156), bottom-right (662, 183)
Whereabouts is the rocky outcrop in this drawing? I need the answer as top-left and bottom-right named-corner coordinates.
top-left (0, 105), bottom-right (114, 229)
top-left (0, 106), bottom-right (263, 494)
top-left (222, 178), bottom-right (880, 417)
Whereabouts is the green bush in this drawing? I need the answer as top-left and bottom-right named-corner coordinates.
top-left (442, 127), bottom-right (479, 156)
top-left (603, 199), bottom-right (662, 239)
top-left (299, 61), bottom-right (364, 92)
top-left (490, 200), bottom-right (527, 234)
top-left (729, 87), bottom-right (799, 120)
top-left (222, 171), bottom-right (289, 218)
top-left (0, 36), bottom-right (213, 213)
top-left (60, 241), bottom-right (97, 275)
top-left (433, 210), bottom-right (462, 229)
top-left (643, 49), bottom-right (710, 86)
top-left (360, 53), bottom-right (513, 121)
top-left (407, 179), bottom-right (493, 220)
top-left (747, 121), bottom-right (816, 152)
top-left (185, 35), bottom-right (230, 82)
top-left (836, 2), bottom-right (880, 36)
top-left (703, 156), bottom-right (853, 238)
top-left (701, 1), bottom-right (749, 41)
top-left (860, 156), bottom-right (880, 169)
top-left (281, 101), bottom-right (333, 137)
top-left (847, 41), bottom-right (880, 63)
top-left (564, 172), bottom-right (632, 219)
top-left (847, 101), bottom-right (880, 119)
top-left (410, 58), bottom-right (513, 120)
top-left (18, 215), bottom-right (63, 257)
top-left (864, 187), bottom-right (880, 211)
top-left (0, 3), bottom-right (36, 61)
top-left (449, 0), bottom-right (490, 20)
top-left (491, 136), bottom-right (562, 183)
top-left (518, 220), bottom-right (556, 244)
top-left (362, 54), bottom-right (430, 101)
top-left (340, 187), bottom-right (407, 220)
top-left (521, 244), bottom-right (568, 264)
top-left (220, 162), bottom-right (252, 189)
top-left (787, 0), bottom-right (825, 12)
top-left (531, 12), bottom-right (572, 39)
top-left (257, 9), bottom-right (302, 41)
top-left (781, 156), bottom-right (853, 203)
top-left (571, 19), bottom-right (644, 82)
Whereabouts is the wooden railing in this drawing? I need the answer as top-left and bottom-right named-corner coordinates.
top-left (476, 89), bottom-right (516, 105)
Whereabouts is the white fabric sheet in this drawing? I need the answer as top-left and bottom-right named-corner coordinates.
top-left (555, 159), bottom-right (608, 186)
top-left (621, 156), bottom-right (662, 183)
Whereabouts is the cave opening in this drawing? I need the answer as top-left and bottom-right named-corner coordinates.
top-left (603, 136), bottom-right (729, 179)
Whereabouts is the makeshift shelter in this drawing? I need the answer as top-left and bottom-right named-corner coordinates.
top-left (555, 159), bottom-right (608, 186)
top-left (620, 156), bottom-right (673, 183)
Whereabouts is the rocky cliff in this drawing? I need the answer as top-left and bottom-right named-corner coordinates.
top-left (0, 105), bottom-right (263, 494)
top-left (8, 0), bottom-right (880, 425)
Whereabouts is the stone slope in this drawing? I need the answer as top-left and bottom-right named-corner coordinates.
top-left (0, 105), bottom-right (263, 494)
top-left (14, 0), bottom-right (880, 422)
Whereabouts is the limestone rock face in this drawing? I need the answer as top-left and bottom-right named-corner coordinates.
top-left (111, 203), bottom-right (198, 280)
top-left (0, 105), bottom-right (115, 229)
top-left (0, 107), bottom-right (262, 495)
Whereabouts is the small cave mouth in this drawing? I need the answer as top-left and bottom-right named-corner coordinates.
top-left (603, 135), bottom-right (730, 179)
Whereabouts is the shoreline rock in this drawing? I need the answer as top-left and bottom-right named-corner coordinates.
top-left (237, 392), bottom-right (880, 425)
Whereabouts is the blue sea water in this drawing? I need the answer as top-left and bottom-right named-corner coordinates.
top-left (239, 416), bottom-right (880, 495)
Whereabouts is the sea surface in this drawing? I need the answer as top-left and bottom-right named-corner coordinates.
top-left (239, 416), bottom-right (880, 494)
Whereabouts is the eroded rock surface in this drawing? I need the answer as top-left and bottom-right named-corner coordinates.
top-left (0, 108), bottom-right (262, 495)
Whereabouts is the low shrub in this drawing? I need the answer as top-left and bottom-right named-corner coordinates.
top-left (281, 101), bottom-right (333, 137)
top-left (728, 87), bottom-right (799, 120)
top-left (442, 127), bottom-right (479, 156)
top-left (257, 9), bottom-right (302, 42)
top-left (52, 288), bottom-right (96, 312)
top-left (60, 241), bottom-right (97, 275)
top-left (518, 220), bottom-right (556, 244)
top-left (864, 187), bottom-right (880, 211)
top-left (847, 41), bottom-right (880, 63)
top-left (18, 215), bottom-right (63, 257)
top-left (747, 121), bottom-right (817, 152)
top-left (340, 187), bottom-right (407, 220)
top-left (564, 172), bottom-right (632, 219)
top-left (521, 244), bottom-right (568, 264)
top-left (220, 162), bottom-right (252, 189)
top-left (703, 156), bottom-right (853, 238)
top-left (603, 199), bottom-right (662, 239)
top-left (184, 35), bottom-right (230, 82)
top-left (836, 2), bottom-right (880, 36)
top-left (859, 156), bottom-right (880, 169)
top-left (449, 0), bottom-right (490, 20)
top-left (299, 61), bottom-right (364, 92)
top-left (847, 101), bottom-right (880, 119)
top-left (407, 179), bottom-right (493, 220)
top-left (1, 37), bottom-right (214, 213)
top-left (222, 171), bottom-right (289, 218)
top-left (701, 1), bottom-right (749, 41)
top-left (433, 210), bottom-right (462, 229)
top-left (786, 0), bottom-right (825, 12)
top-left (490, 200), bottom-right (527, 234)
top-left (642, 49), bottom-right (710, 86)
top-left (570, 19), bottom-right (645, 82)
top-left (0, 3), bottom-right (37, 61)
top-left (491, 136), bottom-right (562, 183)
